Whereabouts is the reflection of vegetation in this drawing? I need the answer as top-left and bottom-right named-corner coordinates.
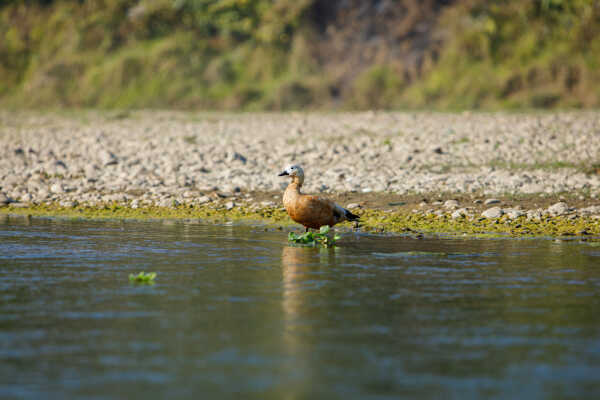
top-left (1, 1), bottom-right (598, 109)
top-left (288, 225), bottom-right (340, 248)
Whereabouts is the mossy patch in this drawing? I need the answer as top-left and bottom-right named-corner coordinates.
top-left (2, 202), bottom-right (599, 239)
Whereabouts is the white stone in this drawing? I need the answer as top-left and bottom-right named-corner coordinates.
top-left (444, 199), bottom-right (459, 209)
top-left (451, 208), bottom-right (467, 219)
top-left (548, 202), bottom-right (569, 216)
top-left (50, 183), bottom-right (64, 194)
top-left (482, 207), bottom-right (503, 219)
top-left (197, 195), bottom-right (211, 204)
top-left (505, 209), bottom-right (525, 219)
top-left (100, 150), bottom-right (118, 166)
top-left (484, 198), bottom-right (501, 205)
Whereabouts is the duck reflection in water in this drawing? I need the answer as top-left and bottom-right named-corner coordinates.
top-left (280, 245), bottom-right (339, 389)
top-left (281, 245), bottom-right (338, 333)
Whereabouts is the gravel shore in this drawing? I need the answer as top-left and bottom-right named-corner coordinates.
top-left (1, 110), bottom-right (600, 221)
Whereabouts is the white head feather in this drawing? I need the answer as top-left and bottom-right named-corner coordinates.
top-left (283, 164), bottom-right (304, 177)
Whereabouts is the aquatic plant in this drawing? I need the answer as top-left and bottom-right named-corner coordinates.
top-left (129, 271), bottom-right (157, 283)
top-left (288, 225), bottom-right (341, 247)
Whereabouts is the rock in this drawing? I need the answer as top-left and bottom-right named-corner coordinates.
top-left (37, 189), bottom-right (49, 200)
top-left (346, 203), bottom-right (360, 209)
top-left (443, 199), bottom-right (459, 209)
top-left (10, 202), bottom-right (29, 208)
top-left (505, 209), bottom-right (525, 219)
top-left (131, 199), bottom-right (140, 209)
top-left (225, 201), bottom-right (235, 210)
top-left (481, 207), bottom-right (503, 219)
top-left (158, 198), bottom-right (171, 207)
top-left (230, 152), bottom-right (247, 164)
top-left (451, 208), bottom-right (467, 219)
top-left (212, 192), bottom-right (229, 199)
top-left (99, 150), bottom-right (118, 166)
top-left (473, 199), bottom-right (483, 204)
top-left (484, 198), bottom-right (501, 205)
top-left (580, 205), bottom-right (600, 215)
top-left (0, 193), bottom-right (9, 205)
top-left (3, 112), bottom-right (600, 212)
top-left (548, 202), bottom-right (569, 216)
top-left (197, 195), bottom-right (211, 204)
top-left (521, 183), bottom-right (545, 194)
top-left (50, 183), bottom-right (64, 194)
top-left (261, 200), bottom-right (276, 207)
top-left (54, 160), bottom-right (68, 170)
top-left (527, 210), bottom-right (543, 221)
top-left (21, 193), bottom-right (33, 203)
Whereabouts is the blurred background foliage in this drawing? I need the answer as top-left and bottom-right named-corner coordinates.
top-left (0, 0), bottom-right (599, 110)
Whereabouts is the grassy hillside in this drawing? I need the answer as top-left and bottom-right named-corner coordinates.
top-left (1, 0), bottom-right (599, 110)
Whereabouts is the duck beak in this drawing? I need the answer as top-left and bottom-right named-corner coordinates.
top-left (278, 171), bottom-right (289, 176)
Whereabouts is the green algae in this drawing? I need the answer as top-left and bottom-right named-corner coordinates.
top-left (1, 203), bottom-right (599, 239)
top-left (355, 208), bottom-right (600, 238)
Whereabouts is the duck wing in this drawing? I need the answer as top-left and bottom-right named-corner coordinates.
top-left (290, 195), bottom-right (358, 228)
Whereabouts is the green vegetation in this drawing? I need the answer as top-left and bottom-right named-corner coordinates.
top-left (407, 0), bottom-right (600, 109)
top-left (2, 201), bottom-right (600, 239)
top-left (1, 0), bottom-right (598, 109)
top-left (288, 225), bottom-right (341, 247)
top-left (129, 271), bottom-right (157, 283)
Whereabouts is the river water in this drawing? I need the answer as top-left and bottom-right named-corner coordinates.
top-left (1, 216), bottom-right (599, 399)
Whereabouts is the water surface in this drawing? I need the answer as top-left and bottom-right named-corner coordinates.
top-left (1, 216), bottom-right (599, 399)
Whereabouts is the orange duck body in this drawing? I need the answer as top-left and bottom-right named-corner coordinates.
top-left (279, 165), bottom-right (359, 230)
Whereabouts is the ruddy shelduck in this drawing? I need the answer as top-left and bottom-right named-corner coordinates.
top-left (279, 165), bottom-right (359, 231)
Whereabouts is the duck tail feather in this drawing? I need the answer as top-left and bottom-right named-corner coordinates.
top-left (344, 208), bottom-right (360, 221)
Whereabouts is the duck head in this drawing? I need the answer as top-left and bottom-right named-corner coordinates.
top-left (278, 164), bottom-right (305, 186)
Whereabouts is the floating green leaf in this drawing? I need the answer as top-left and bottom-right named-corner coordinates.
top-left (129, 271), bottom-right (157, 283)
top-left (288, 226), bottom-right (340, 247)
